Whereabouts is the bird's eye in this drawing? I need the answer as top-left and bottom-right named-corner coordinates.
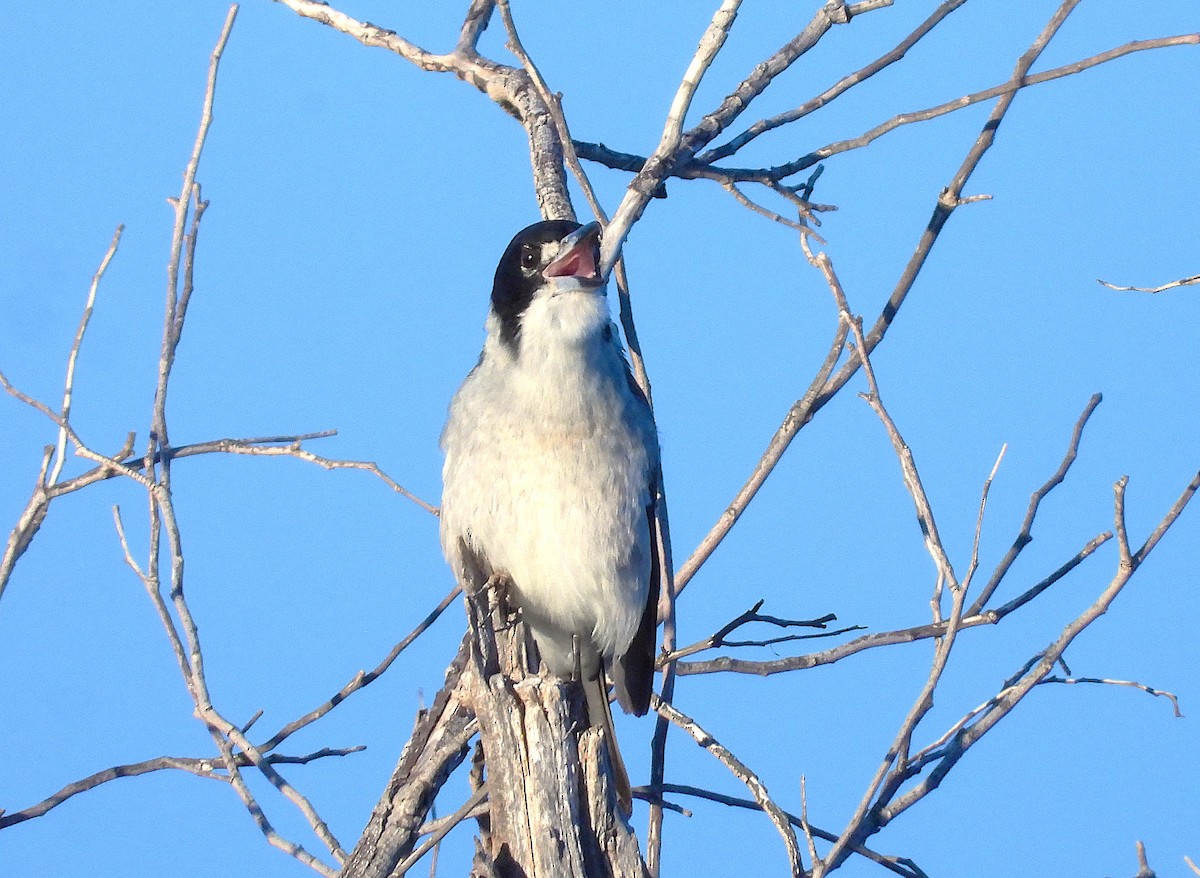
top-left (520, 246), bottom-right (538, 270)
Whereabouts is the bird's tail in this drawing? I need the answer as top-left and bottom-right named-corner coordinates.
top-left (583, 671), bottom-right (633, 816)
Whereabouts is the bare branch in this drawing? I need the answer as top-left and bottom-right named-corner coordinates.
top-left (274, 0), bottom-right (574, 220)
top-left (156, 0), bottom-right (238, 426)
top-left (602, 0), bottom-right (743, 273)
top-left (341, 638), bottom-right (477, 878)
top-left (969, 393), bottom-right (1103, 614)
top-left (210, 440), bottom-right (439, 515)
top-left (0, 446), bottom-right (53, 602)
top-left (908, 667), bottom-right (1181, 776)
top-left (274, 0), bottom-right (465, 75)
top-left (495, 0), bottom-right (589, 223)
top-left (578, 34), bottom-right (1200, 186)
top-left (673, 0), bottom-right (890, 162)
top-left (676, 0), bottom-right (1094, 598)
top-left (809, 239), bottom-right (960, 610)
top-left (33, 430), bottom-right (437, 517)
top-left (601, 0), bottom-right (894, 271)
top-left (664, 600), bottom-right (858, 663)
top-left (962, 445), bottom-right (1007, 600)
top-left (778, 33), bottom-right (1200, 184)
top-left (1098, 273), bottom-right (1199, 293)
top-left (101, 10), bottom-right (347, 874)
top-left (455, 0), bottom-right (495, 53)
top-left (719, 180), bottom-right (820, 234)
top-left (651, 783), bottom-right (927, 878)
top-left (416, 791), bottom-right (490, 836)
top-left (0, 371), bottom-right (155, 488)
top-left (986, 530), bottom-right (1113, 622)
top-left (0, 746), bottom-right (363, 830)
top-left (395, 787), bottom-right (488, 876)
top-left (875, 468), bottom-right (1199, 827)
top-left (48, 224), bottom-right (124, 486)
top-left (846, 0), bottom-right (894, 15)
top-left (845, 0), bottom-right (1089, 380)
top-left (678, 528), bottom-right (1113, 677)
top-left (699, 0), bottom-right (971, 164)
top-left (674, 313), bottom-right (848, 593)
top-left (1133, 841), bottom-right (1157, 878)
top-left (799, 777), bottom-right (820, 877)
top-left (1039, 676), bottom-right (1182, 718)
top-left (813, 285), bottom-right (973, 868)
top-left (1131, 469), bottom-right (1200, 567)
top-left (653, 696), bottom-right (803, 876)
top-left (259, 584), bottom-right (462, 752)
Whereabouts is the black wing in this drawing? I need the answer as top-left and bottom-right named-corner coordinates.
top-left (611, 342), bottom-right (670, 716)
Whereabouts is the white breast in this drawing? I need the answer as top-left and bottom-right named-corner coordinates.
top-left (440, 302), bottom-right (656, 675)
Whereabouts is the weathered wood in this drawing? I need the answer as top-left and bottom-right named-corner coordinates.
top-left (581, 732), bottom-right (650, 878)
top-left (339, 638), bottom-right (475, 878)
top-left (466, 580), bottom-right (647, 877)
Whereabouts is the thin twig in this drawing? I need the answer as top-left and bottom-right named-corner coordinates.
top-left (127, 8), bottom-right (343, 874)
top-left (577, 34), bottom-right (1200, 186)
top-left (260, 584), bottom-right (462, 752)
top-left (985, 531), bottom-right (1113, 622)
top-left (699, 0), bottom-right (971, 163)
top-left (654, 697), bottom-right (803, 876)
top-left (1131, 469), bottom-right (1200, 567)
top-left (275, 0), bottom-right (465, 74)
top-left (651, 783), bottom-right (927, 878)
top-left (36, 431), bottom-right (436, 517)
top-left (0, 371), bottom-right (155, 488)
top-left (814, 264), bottom-right (970, 874)
top-left (1098, 273), bottom-right (1199, 293)
top-left (1039, 676), bottom-right (1183, 718)
top-left (601, 0), bottom-right (744, 273)
top-left (876, 469), bottom-right (1199, 829)
top-left (646, 520), bottom-right (678, 878)
top-left (813, 228), bottom-right (961, 609)
top-left (0, 446), bottom-right (53, 603)
top-left (970, 393), bottom-right (1102, 613)
top-left (599, 0), bottom-right (892, 265)
top-left (959, 444), bottom-right (1007, 606)
top-left (664, 601), bottom-right (856, 662)
top-left (677, 525), bottom-right (1112, 676)
top-left (674, 313), bottom-right (848, 593)
top-left (799, 777), bottom-right (820, 874)
top-left (765, 33), bottom-right (1200, 185)
top-left (394, 787), bottom-right (488, 875)
top-left (212, 441), bottom-right (439, 514)
top-left (49, 225), bottom-right (124, 486)
top-left (720, 180), bottom-right (819, 234)
top-left (0, 746), bottom-right (364, 830)
top-left (674, 0), bottom-right (1087, 600)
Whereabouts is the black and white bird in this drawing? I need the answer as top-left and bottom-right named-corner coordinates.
top-left (439, 220), bottom-right (661, 811)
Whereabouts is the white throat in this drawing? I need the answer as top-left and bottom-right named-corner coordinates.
top-left (519, 279), bottom-right (609, 350)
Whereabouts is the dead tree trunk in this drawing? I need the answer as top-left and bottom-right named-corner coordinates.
top-left (341, 566), bottom-right (645, 878)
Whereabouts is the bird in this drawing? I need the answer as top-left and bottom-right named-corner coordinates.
top-left (439, 219), bottom-right (661, 814)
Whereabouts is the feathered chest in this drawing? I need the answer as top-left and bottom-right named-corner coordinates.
top-left (441, 332), bottom-right (657, 535)
top-left (450, 329), bottom-right (650, 445)
top-left (438, 321), bottom-right (658, 663)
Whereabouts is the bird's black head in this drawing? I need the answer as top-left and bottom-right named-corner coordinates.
top-left (491, 220), bottom-right (602, 352)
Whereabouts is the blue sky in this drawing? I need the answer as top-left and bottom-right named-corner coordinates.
top-left (1, 2), bottom-right (1197, 876)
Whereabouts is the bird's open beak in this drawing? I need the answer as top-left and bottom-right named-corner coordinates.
top-left (544, 222), bottom-right (602, 283)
